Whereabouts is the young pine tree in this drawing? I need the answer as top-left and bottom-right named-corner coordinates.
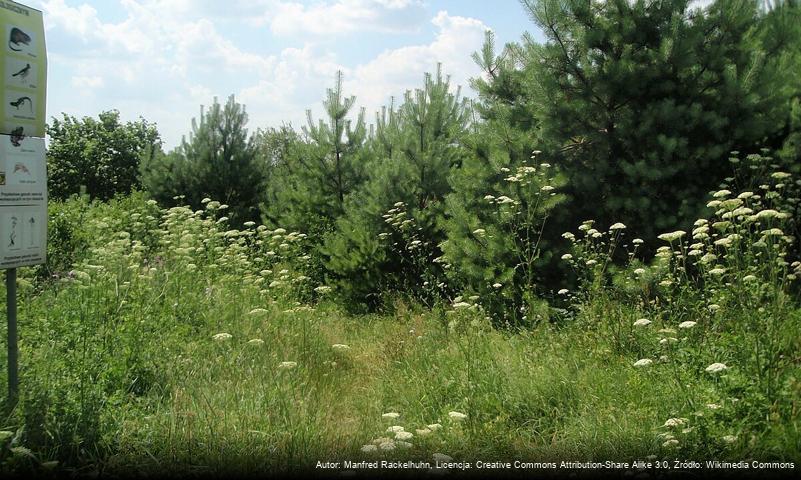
top-left (142, 95), bottom-right (263, 226)
top-left (324, 65), bottom-right (470, 310)
top-left (443, 32), bottom-right (566, 326)
top-left (264, 71), bottom-right (369, 235)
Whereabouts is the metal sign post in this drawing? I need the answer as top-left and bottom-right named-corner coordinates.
top-left (6, 267), bottom-right (15, 406)
top-left (0, 1), bottom-right (47, 411)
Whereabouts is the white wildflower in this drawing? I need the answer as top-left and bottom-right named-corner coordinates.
top-left (664, 418), bottom-right (686, 428)
top-left (657, 231), bottom-right (686, 243)
top-left (448, 411), bottom-right (467, 422)
top-left (705, 363), bottom-right (728, 373)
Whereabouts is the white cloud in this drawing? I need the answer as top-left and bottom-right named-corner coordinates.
top-left (39, 1), bottom-right (488, 148)
top-left (71, 75), bottom-right (104, 89)
top-left (344, 11), bottom-right (487, 116)
top-left (266, 0), bottom-right (427, 36)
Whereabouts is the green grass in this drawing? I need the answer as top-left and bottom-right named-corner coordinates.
top-left (0, 191), bottom-right (798, 476)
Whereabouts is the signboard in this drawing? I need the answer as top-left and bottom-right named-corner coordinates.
top-left (0, 0), bottom-right (44, 268)
top-left (0, 134), bottom-right (45, 267)
top-left (0, 0), bottom-right (46, 138)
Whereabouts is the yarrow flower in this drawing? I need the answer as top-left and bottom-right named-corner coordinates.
top-left (278, 361), bottom-right (298, 370)
top-left (395, 431), bottom-right (414, 441)
top-left (247, 339), bottom-right (265, 346)
top-left (212, 333), bottom-right (232, 341)
top-left (558, 289), bottom-right (569, 295)
top-left (713, 189), bottom-right (732, 198)
top-left (657, 231), bottom-right (686, 243)
top-left (705, 363), bottom-right (728, 373)
top-left (664, 418), bottom-right (686, 428)
top-left (382, 412), bottom-right (400, 419)
top-left (678, 321), bottom-right (697, 329)
top-left (633, 318), bottom-right (651, 327)
top-left (387, 425), bottom-right (405, 433)
top-left (633, 358), bottom-right (653, 367)
top-left (609, 222), bottom-right (626, 230)
top-left (332, 344), bottom-right (351, 351)
top-left (361, 444), bottom-right (377, 453)
top-left (448, 411), bottom-right (467, 422)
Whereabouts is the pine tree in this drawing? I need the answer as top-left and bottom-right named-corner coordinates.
top-left (519, 0), bottom-right (795, 247)
top-left (324, 65), bottom-right (470, 310)
top-left (141, 95), bottom-right (263, 225)
top-left (265, 71), bottom-right (369, 234)
top-left (443, 31), bottom-right (566, 326)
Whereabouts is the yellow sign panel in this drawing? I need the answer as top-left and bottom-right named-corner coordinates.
top-left (0, 0), bottom-right (45, 139)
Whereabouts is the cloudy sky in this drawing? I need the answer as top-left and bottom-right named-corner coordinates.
top-left (29, 0), bottom-right (543, 149)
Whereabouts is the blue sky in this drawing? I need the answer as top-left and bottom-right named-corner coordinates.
top-left (30, 0), bottom-right (544, 149)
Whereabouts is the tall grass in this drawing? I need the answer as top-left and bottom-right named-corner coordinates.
top-left (0, 154), bottom-right (798, 475)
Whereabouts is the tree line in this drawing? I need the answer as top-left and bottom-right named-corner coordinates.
top-left (45, 0), bottom-right (801, 319)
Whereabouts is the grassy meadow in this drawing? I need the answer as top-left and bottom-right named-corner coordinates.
top-left (0, 157), bottom-right (799, 477)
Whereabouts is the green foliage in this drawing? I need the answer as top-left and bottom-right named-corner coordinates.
top-left (0, 177), bottom-right (798, 474)
top-left (46, 110), bottom-right (160, 201)
top-left (324, 65), bottom-right (470, 309)
top-left (141, 95), bottom-right (264, 226)
top-left (263, 72), bottom-right (368, 235)
top-left (518, 0), bottom-right (797, 246)
top-left (443, 31), bottom-right (567, 326)
top-left (8, 2), bottom-right (801, 474)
